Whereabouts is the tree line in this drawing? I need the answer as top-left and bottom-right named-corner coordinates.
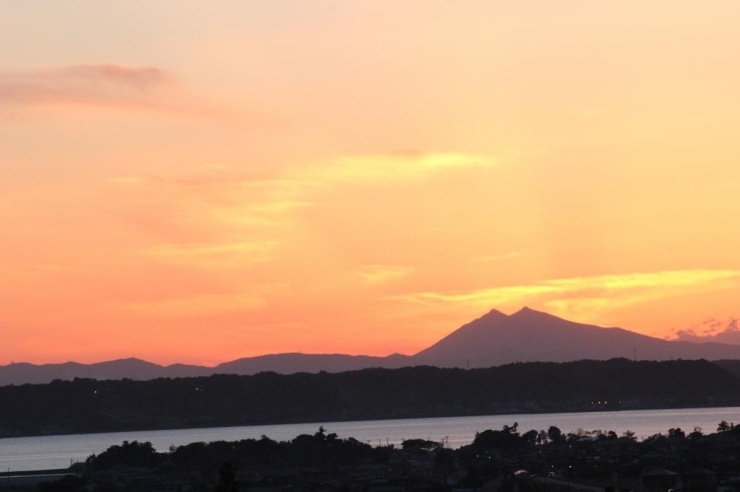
top-left (1, 358), bottom-right (739, 438)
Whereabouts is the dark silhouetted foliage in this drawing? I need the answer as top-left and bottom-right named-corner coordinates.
top-left (0, 359), bottom-right (738, 438)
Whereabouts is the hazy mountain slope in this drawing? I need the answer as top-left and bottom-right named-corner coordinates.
top-left (413, 307), bottom-right (740, 367)
top-left (0, 354), bottom-right (409, 386)
top-left (5, 307), bottom-right (740, 385)
top-left (215, 353), bottom-right (410, 375)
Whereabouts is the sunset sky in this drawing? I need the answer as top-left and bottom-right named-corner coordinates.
top-left (2, 1), bottom-right (740, 366)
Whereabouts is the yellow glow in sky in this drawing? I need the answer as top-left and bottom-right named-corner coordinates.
top-left (1, 1), bottom-right (739, 365)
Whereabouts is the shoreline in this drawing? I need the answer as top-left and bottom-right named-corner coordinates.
top-left (2, 401), bottom-right (738, 442)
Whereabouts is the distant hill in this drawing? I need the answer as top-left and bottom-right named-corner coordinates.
top-left (0, 354), bottom-right (411, 386)
top-left (0, 359), bottom-right (212, 385)
top-left (5, 307), bottom-right (740, 386)
top-left (217, 352), bottom-right (411, 375)
top-left (414, 307), bottom-right (740, 367)
top-left (1, 359), bottom-right (738, 438)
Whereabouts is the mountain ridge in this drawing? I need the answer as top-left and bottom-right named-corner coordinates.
top-left (5, 307), bottom-right (740, 385)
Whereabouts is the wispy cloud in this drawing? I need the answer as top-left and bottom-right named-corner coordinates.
top-left (213, 200), bottom-right (316, 228)
top-left (108, 171), bottom-right (311, 237)
top-left (0, 64), bottom-right (235, 121)
top-left (108, 150), bottom-right (497, 236)
top-left (1, 64), bottom-right (169, 107)
top-left (111, 150), bottom-right (496, 201)
top-left (669, 317), bottom-right (740, 344)
top-left (358, 265), bottom-right (414, 285)
top-left (107, 151), bottom-right (501, 274)
top-left (391, 269), bottom-right (740, 321)
top-left (298, 152), bottom-right (498, 185)
top-left (143, 241), bottom-right (277, 268)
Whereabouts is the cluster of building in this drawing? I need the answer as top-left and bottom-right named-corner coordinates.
top-left (7, 424), bottom-right (740, 492)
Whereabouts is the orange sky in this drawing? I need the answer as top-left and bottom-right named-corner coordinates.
top-left (2, 1), bottom-right (739, 365)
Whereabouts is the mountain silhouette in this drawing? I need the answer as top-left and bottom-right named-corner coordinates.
top-left (5, 307), bottom-right (740, 385)
top-left (0, 358), bottom-right (212, 385)
top-left (413, 307), bottom-right (740, 367)
top-left (0, 355), bottom-right (408, 386)
top-left (217, 352), bottom-right (410, 375)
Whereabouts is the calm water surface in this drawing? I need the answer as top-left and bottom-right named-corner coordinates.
top-left (2, 407), bottom-right (740, 472)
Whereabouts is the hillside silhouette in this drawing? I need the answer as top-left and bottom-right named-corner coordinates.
top-left (6, 308), bottom-right (740, 385)
top-left (45, 421), bottom-right (740, 492)
top-left (414, 307), bottom-right (740, 367)
top-left (1, 359), bottom-right (739, 438)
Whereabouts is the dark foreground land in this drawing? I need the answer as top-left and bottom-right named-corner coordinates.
top-left (2, 359), bottom-right (740, 439)
top-left (5, 421), bottom-right (740, 492)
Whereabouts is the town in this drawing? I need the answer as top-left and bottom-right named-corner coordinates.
top-left (4, 421), bottom-right (740, 492)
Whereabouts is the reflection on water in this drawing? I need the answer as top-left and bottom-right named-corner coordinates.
top-left (2, 406), bottom-right (740, 472)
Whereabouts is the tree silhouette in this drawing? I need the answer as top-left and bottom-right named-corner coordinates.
top-left (718, 420), bottom-right (734, 432)
top-left (215, 461), bottom-right (238, 492)
top-left (547, 426), bottom-right (563, 443)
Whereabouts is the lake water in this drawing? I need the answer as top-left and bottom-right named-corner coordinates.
top-left (2, 407), bottom-right (740, 472)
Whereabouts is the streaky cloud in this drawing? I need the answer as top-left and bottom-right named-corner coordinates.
top-left (0, 64), bottom-right (170, 106)
top-left (358, 265), bottom-right (414, 285)
top-left (299, 152), bottom-right (498, 185)
top-left (143, 241), bottom-right (277, 268)
top-left (106, 150), bottom-right (499, 254)
top-left (391, 269), bottom-right (740, 321)
top-left (0, 63), bottom-right (241, 122)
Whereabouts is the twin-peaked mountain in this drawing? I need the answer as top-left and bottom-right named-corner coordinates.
top-left (5, 307), bottom-right (740, 386)
top-left (414, 307), bottom-right (740, 367)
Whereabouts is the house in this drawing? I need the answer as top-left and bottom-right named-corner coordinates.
top-left (641, 468), bottom-right (681, 491)
top-left (682, 469), bottom-right (716, 492)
